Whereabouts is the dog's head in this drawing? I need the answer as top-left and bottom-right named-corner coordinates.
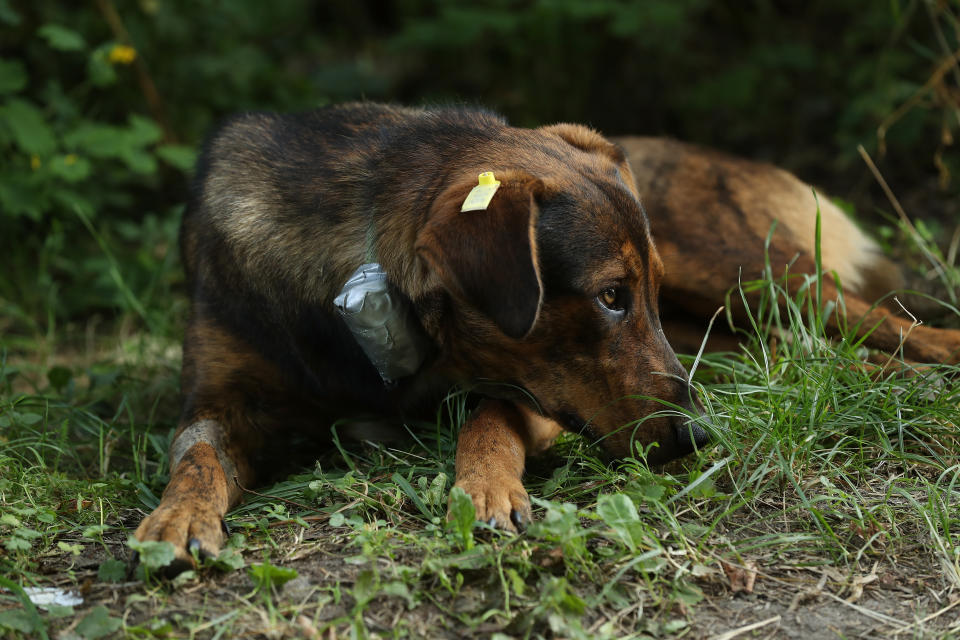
top-left (415, 123), bottom-right (710, 464)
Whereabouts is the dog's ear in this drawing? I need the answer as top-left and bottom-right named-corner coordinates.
top-left (416, 171), bottom-right (544, 339)
top-left (540, 123), bottom-right (640, 199)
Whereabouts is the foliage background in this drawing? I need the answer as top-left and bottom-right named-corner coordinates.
top-left (1, 0), bottom-right (957, 337)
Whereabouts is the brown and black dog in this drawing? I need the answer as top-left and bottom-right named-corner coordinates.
top-left (135, 103), bottom-right (960, 570)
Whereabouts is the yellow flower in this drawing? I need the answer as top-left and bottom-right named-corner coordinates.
top-left (108, 44), bottom-right (137, 65)
top-left (65, 154), bottom-right (78, 166)
top-left (30, 155), bottom-right (41, 170)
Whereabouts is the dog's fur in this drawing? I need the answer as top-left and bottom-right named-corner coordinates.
top-left (135, 104), bottom-right (960, 570)
top-left (618, 137), bottom-right (960, 363)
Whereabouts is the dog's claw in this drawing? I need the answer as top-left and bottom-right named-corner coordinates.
top-left (487, 517), bottom-right (497, 528)
top-left (510, 509), bottom-right (525, 532)
top-left (188, 537), bottom-right (214, 561)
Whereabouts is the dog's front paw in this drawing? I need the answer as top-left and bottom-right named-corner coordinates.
top-left (134, 499), bottom-right (226, 575)
top-left (452, 475), bottom-right (532, 533)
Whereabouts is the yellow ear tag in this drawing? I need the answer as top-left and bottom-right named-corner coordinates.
top-left (460, 172), bottom-right (501, 212)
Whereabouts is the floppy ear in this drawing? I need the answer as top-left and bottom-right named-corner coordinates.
top-left (415, 171), bottom-right (544, 339)
top-left (539, 123), bottom-right (640, 199)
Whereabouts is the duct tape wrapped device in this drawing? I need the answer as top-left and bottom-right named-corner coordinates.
top-left (334, 263), bottom-right (433, 384)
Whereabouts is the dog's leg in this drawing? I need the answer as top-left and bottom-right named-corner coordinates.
top-left (820, 280), bottom-right (960, 364)
top-left (135, 314), bottom-right (273, 572)
top-left (134, 416), bottom-right (259, 572)
top-left (452, 399), bottom-right (563, 532)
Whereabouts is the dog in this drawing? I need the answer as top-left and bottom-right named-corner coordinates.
top-left (135, 103), bottom-right (960, 571)
top-left (617, 136), bottom-right (960, 364)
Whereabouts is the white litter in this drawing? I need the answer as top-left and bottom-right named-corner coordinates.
top-left (22, 587), bottom-right (83, 609)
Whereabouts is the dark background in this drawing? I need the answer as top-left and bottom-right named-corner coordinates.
top-left (1, 0), bottom-right (957, 332)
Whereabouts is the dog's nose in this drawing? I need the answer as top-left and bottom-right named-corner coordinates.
top-left (674, 415), bottom-right (711, 455)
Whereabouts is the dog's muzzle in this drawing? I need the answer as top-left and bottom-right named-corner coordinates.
top-left (673, 415), bottom-right (711, 455)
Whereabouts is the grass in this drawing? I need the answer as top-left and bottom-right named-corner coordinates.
top-left (1, 217), bottom-right (959, 639)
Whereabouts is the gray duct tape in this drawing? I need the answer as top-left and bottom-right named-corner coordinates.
top-left (334, 263), bottom-right (433, 384)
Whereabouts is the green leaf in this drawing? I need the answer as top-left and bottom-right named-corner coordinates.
top-left (540, 575), bottom-right (586, 615)
top-left (1, 513), bottom-right (21, 527)
top-left (1, 98), bottom-right (56, 155)
top-left (5, 536), bottom-right (31, 552)
top-left (352, 569), bottom-right (377, 607)
top-left (527, 498), bottom-right (579, 540)
top-left (0, 0), bottom-right (21, 26)
top-left (596, 493), bottom-right (639, 527)
top-left (45, 605), bottom-right (74, 619)
top-left (58, 541), bottom-right (84, 556)
top-left (87, 46), bottom-right (117, 87)
top-left (47, 365), bottom-right (72, 391)
top-left (14, 527), bottom-right (42, 540)
top-left (48, 154), bottom-right (92, 182)
top-left (170, 569), bottom-right (197, 589)
top-left (82, 524), bottom-right (109, 539)
top-left (18, 412), bottom-right (42, 426)
top-left (674, 582), bottom-right (704, 605)
top-left (597, 494), bottom-right (649, 551)
top-left (631, 480), bottom-right (666, 503)
top-left (122, 148), bottom-right (157, 174)
top-left (248, 560), bottom-right (298, 591)
top-left (63, 123), bottom-right (127, 157)
top-left (0, 609), bottom-right (36, 633)
top-left (97, 558), bottom-right (127, 582)
top-left (506, 568), bottom-right (526, 597)
top-left (663, 619), bottom-right (689, 633)
top-left (425, 472), bottom-right (447, 507)
top-left (125, 620), bottom-right (174, 637)
top-left (207, 547), bottom-right (244, 571)
top-left (75, 606), bottom-right (121, 639)
top-left (0, 58), bottom-right (26, 94)
top-left (127, 115), bottom-right (162, 146)
top-left (0, 171), bottom-right (46, 219)
top-left (156, 144), bottom-right (196, 171)
top-left (391, 472), bottom-right (430, 518)
top-left (38, 24), bottom-right (86, 51)
top-left (381, 581), bottom-right (414, 608)
top-left (445, 487), bottom-right (475, 550)
top-left (127, 536), bottom-right (175, 570)
top-left (423, 548), bottom-right (493, 571)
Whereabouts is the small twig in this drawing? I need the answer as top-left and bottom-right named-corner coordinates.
top-left (881, 296), bottom-right (921, 371)
top-left (947, 224), bottom-right (960, 269)
top-left (888, 597), bottom-right (960, 635)
top-left (925, 0), bottom-right (960, 101)
top-left (708, 615), bottom-right (781, 640)
top-left (857, 145), bottom-right (948, 282)
top-left (819, 589), bottom-right (907, 627)
top-left (875, 48), bottom-right (960, 154)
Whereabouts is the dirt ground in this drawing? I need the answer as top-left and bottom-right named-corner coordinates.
top-left (23, 508), bottom-right (957, 640)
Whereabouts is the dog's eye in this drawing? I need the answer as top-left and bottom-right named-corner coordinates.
top-left (598, 287), bottom-right (624, 312)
